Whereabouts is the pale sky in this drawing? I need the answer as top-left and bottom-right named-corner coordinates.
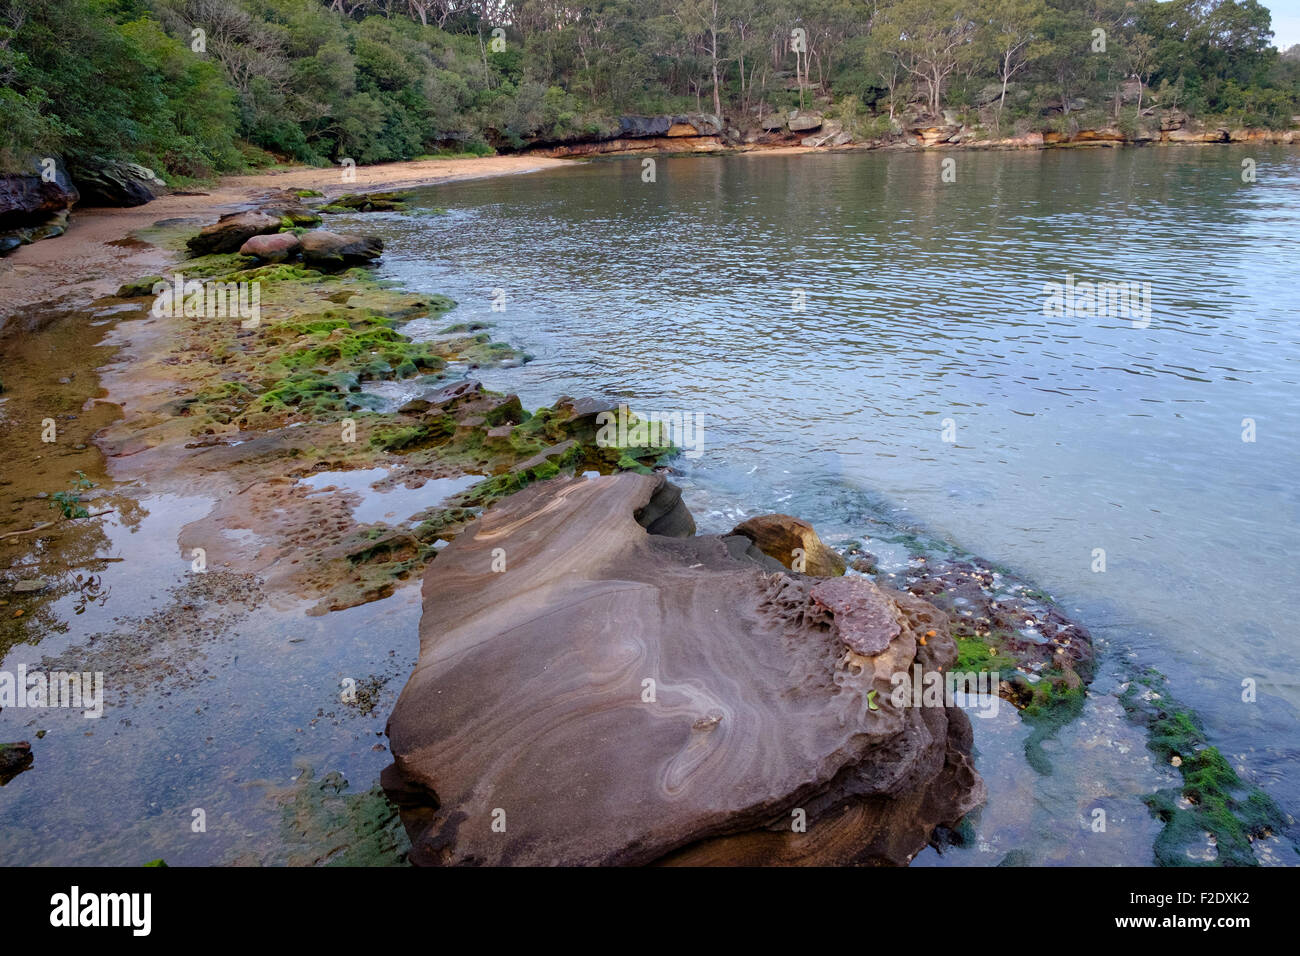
top-left (1266, 0), bottom-right (1300, 51)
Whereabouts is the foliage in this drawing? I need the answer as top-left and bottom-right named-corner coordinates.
top-left (2, 0), bottom-right (1296, 177)
top-left (48, 471), bottom-right (95, 520)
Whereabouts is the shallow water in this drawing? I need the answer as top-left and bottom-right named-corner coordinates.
top-left (366, 146), bottom-right (1300, 858)
top-left (3, 146), bottom-right (1296, 866)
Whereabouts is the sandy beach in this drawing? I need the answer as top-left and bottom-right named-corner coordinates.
top-left (0, 154), bottom-right (570, 329)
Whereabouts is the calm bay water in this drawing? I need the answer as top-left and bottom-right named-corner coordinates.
top-left (2, 146), bottom-right (1295, 866)
top-left (371, 146), bottom-right (1300, 846)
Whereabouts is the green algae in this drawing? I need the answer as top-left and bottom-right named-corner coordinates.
top-left (954, 635), bottom-right (1017, 673)
top-left (275, 765), bottom-right (409, 867)
top-left (1013, 666), bottom-right (1088, 775)
top-left (1120, 668), bottom-right (1292, 866)
top-left (411, 507), bottom-right (477, 544)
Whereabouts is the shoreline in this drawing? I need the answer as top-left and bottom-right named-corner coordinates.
top-left (0, 154), bottom-right (571, 331)
top-left (2, 133), bottom-right (1293, 328)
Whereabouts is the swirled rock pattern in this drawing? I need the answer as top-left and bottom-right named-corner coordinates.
top-left (382, 472), bottom-right (984, 866)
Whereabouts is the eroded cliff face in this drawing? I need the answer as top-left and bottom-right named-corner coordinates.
top-left (382, 471), bottom-right (985, 866)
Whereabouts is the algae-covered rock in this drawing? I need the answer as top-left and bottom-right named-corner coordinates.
top-left (321, 192), bottom-right (411, 213)
top-left (116, 275), bottom-right (165, 298)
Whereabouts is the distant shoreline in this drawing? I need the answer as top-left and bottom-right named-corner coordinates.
top-left (0, 154), bottom-right (570, 330)
top-left (2, 134), bottom-right (1294, 329)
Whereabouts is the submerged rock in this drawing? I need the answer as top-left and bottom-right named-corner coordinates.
top-left (383, 472), bottom-right (983, 865)
top-left (0, 742), bottom-right (33, 785)
top-left (731, 512), bottom-right (847, 577)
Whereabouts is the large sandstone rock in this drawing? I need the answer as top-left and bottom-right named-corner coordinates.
top-left (616, 114), bottom-right (723, 139)
top-left (69, 158), bottom-right (165, 207)
top-left (731, 512), bottom-right (847, 577)
top-left (0, 161), bottom-right (79, 255)
top-left (239, 232), bottom-right (301, 263)
top-left (298, 230), bottom-right (383, 269)
top-left (788, 110), bottom-right (824, 132)
top-left (187, 211), bottom-right (282, 256)
top-left (382, 472), bottom-right (984, 866)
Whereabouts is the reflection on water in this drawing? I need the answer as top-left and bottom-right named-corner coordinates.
top-left (371, 146), bottom-right (1300, 837)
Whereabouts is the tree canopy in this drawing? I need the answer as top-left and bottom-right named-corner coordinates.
top-left (2, 0), bottom-right (1297, 176)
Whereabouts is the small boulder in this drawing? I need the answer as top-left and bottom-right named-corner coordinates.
top-left (730, 513), bottom-right (846, 577)
top-left (239, 232), bottom-right (302, 263)
top-left (187, 211), bottom-right (282, 255)
top-left (298, 230), bottom-right (383, 269)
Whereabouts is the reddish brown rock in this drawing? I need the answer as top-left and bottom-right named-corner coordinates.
top-left (731, 512), bottom-right (846, 577)
top-left (811, 577), bottom-right (901, 655)
top-left (382, 472), bottom-right (983, 866)
top-left (239, 232), bottom-right (301, 262)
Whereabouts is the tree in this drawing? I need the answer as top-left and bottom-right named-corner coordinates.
top-left (983, 0), bottom-right (1048, 126)
top-left (873, 0), bottom-right (979, 117)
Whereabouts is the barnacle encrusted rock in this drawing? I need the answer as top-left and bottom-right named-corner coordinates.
top-left (810, 577), bottom-right (901, 656)
top-left (383, 471), bottom-right (984, 866)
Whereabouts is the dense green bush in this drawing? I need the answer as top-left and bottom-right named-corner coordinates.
top-left (1, 0), bottom-right (1296, 179)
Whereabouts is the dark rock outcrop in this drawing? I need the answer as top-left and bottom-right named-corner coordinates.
top-left (618, 114), bottom-right (722, 138)
top-left (0, 742), bottom-right (33, 785)
top-left (0, 167), bottom-right (79, 229)
top-left (383, 472), bottom-right (984, 866)
top-left (187, 211), bottom-right (282, 256)
top-left (0, 162), bottom-right (79, 255)
top-left (69, 158), bottom-right (165, 207)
